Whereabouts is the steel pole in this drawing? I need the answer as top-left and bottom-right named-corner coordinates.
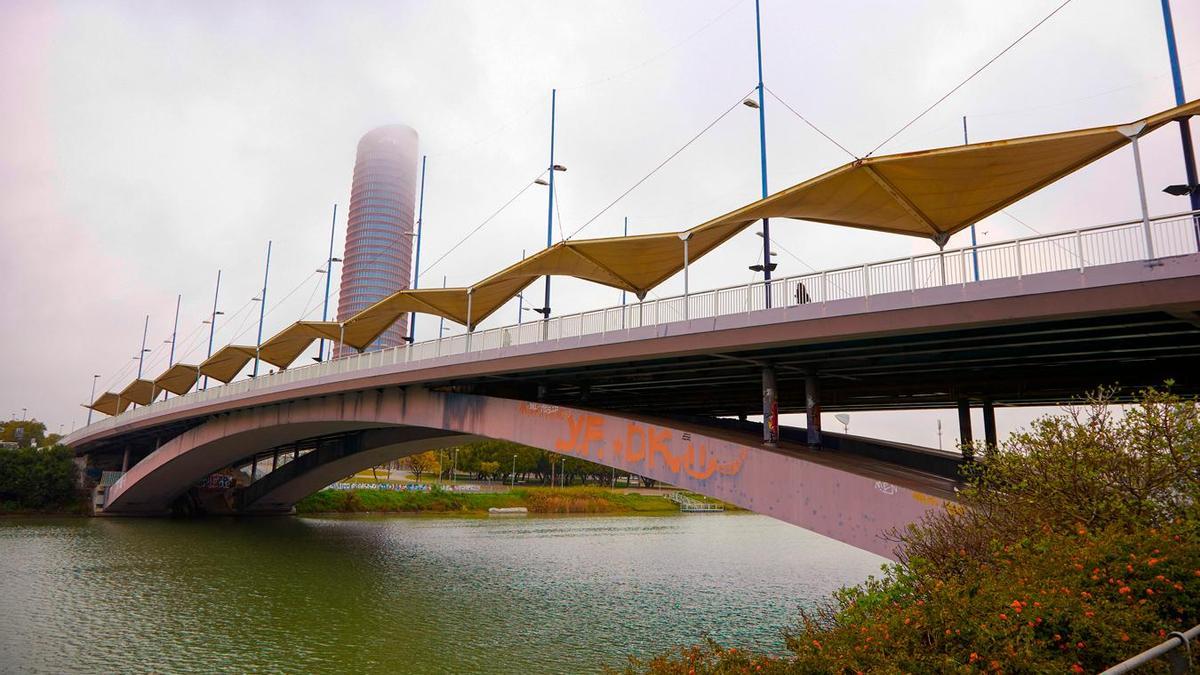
top-left (253, 240), bottom-right (272, 377)
top-left (754, 0), bottom-right (772, 307)
top-left (964, 116), bottom-right (979, 281)
top-left (163, 294), bottom-right (181, 400)
top-left (1160, 0), bottom-right (1200, 246)
top-left (204, 270), bottom-right (221, 390)
top-left (410, 156), bottom-right (426, 342)
top-left (543, 89), bottom-right (557, 323)
top-left (622, 217), bottom-right (628, 306)
top-left (438, 275), bottom-right (446, 338)
top-left (137, 315), bottom-right (149, 379)
top-left (319, 204), bottom-right (337, 361)
top-left (86, 375), bottom-right (98, 425)
top-left (1130, 135), bottom-right (1156, 260)
top-left (517, 249), bottom-right (526, 324)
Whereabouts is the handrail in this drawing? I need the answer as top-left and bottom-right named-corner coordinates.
top-left (1100, 624), bottom-right (1198, 674)
top-left (67, 210), bottom-right (1200, 443)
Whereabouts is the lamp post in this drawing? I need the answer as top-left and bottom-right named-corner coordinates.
top-left (963, 117), bottom-right (980, 281)
top-left (1159, 0), bottom-right (1200, 246)
top-left (253, 240), bottom-right (272, 377)
top-left (203, 270), bottom-right (222, 390)
top-left (535, 89), bottom-right (568, 323)
top-left (163, 294), bottom-right (181, 400)
top-left (86, 374), bottom-right (99, 425)
top-left (410, 156), bottom-right (427, 343)
top-left (748, 0), bottom-right (773, 306)
top-left (318, 204), bottom-right (339, 362)
top-left (511, 454), bottom-right (517, 488)
top-left (136, 315), bottom-right (149, 379)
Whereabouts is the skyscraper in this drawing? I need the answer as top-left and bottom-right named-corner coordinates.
top-left (336, 125), bottom-right (419, 356)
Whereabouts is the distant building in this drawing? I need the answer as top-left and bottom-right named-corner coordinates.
top-left (336, 125), bottom-right (419, 356)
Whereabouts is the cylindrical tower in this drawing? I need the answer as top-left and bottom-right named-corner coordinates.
top-left (336, 125), bottom-right (419, 356)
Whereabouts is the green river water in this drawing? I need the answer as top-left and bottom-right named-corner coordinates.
top-left (0, 513), bottom-right (882, 673)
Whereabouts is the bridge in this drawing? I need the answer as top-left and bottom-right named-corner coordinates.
top-left (64, 101), bottom-right (1200, 560)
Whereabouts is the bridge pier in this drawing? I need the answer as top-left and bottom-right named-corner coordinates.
top-left (121, 447), bottom-right (130, 472)
top-left (957, 397), bottom-right (974, 459)
top-left (806, 373), bottom-right (822, 447)
top-left (982, 399), bottom-right (998, 454)
top-left (761, 366), bottom-right (778, 446)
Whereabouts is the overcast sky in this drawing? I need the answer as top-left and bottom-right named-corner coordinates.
top-left (2, 0), bottom-right (1197, 444)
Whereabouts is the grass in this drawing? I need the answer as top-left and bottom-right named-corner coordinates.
top-left (295, 486), bottom-right (693, 515)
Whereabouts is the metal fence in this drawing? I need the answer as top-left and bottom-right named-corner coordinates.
top-left (74, 210), bottom-right (1199, 439)
top-left (1100, 623), bottom-right (1198, 674)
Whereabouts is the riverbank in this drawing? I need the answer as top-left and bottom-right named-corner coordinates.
top-left (295, 486), bottom-right (730, 515)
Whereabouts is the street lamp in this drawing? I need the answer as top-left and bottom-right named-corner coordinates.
top-left (511, 454), bottom-right (517, 489)
top-left (1163, 183), bottom-right (1198, 196)
top-left (86, 374), bottom-right (100, 425)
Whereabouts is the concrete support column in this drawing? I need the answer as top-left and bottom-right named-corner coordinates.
top-left (806, 374), bottom-right (822, 447)
top-left (957, 397), bottom-right (974, 459)
top-left (982, 399), bottom-right (998, 454)
top-left (271, 450), bottom-right (279, 472)
top-left (250, 457), bottom-right (258, 482)
top-left (762, 366), bottom-right (778, 447)
top-left (121, 447), bottom-right (130, 473)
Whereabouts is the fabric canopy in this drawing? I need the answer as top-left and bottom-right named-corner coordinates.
top-left (257, 321), bottom-right (342, 369)
top-left (119, 379), bottom-right (160, 407)
top-left (198, 345), bottom-right (258, 384)
top-left (695, 98), bottom-right (1200, 245)
top-left (90, 99), bottom-right (1200, 418)
top-left (154, 363), bottom-right (201, 396)
top-left (85, 392), bottom-right (129, 416)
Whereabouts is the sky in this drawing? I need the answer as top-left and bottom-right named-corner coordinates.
top-left (1, 0), bottom-right (1197, 445)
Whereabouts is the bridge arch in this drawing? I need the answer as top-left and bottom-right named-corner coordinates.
top-left (106, 387), bottom-right (951, 559)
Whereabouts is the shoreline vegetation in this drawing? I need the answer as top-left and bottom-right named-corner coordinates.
top-left (296, 486), bottom-right (733, 516)
top-left (625, 386), bottom-right (1200, 673)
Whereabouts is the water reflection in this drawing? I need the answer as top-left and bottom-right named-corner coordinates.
top-left (0, 514), bottom-right (883, 673)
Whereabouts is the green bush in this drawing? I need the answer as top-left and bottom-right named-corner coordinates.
top-left (627, 387), bottom-right (1200, 673)
top-left (0, 444), bottom-right (80, 511)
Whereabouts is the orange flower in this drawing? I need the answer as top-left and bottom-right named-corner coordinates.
top-left (969, 653), bottom-right (979, 663)
top-left (999, 613), bottom-right (1008, 620)
top-left (1011, 600), bottom-right (1023, 613)
top-left (1118, 586), bottom-right (1132, 594)
top-left (1071, 664), bottom-right (1085, 673)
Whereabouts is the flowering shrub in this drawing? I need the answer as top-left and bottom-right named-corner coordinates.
top-left (626, 387), bottom-right (1199, 673)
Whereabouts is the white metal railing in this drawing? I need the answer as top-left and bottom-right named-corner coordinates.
top-left (71, 211), bottom-right (1200, 440)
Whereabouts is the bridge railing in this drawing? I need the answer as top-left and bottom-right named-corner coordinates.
top-left (76, 211), bottom-right (1199, 437)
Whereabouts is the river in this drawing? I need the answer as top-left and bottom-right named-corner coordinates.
top-left (0, 513), bottom-right (883, 673)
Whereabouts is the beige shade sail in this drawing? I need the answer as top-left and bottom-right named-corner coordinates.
top-left (86, 392), bottom-right (128, 417)
top-left (119, 379), bottom-right (160, 407)
top-left (340, 289), bottom-right (466, 350)
top-left (469, 217), bottom-right (752, 307)
top-left (198, 345), bottom-right (258, 384)
top-left (695, 98), bottom-right (1200, 245)
top-left (257, 321), bottom-right (342, 369)
top-left (154, 363), bottom-right (201, 396)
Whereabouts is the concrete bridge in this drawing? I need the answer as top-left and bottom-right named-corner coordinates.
top-left (65, 212), bottom-right (1200, 559)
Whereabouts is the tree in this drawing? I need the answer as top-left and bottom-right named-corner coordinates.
top-left (399, 451), bottom-right (439, 482)
top-left (0, 419), bottom-right (47, 449)
top-left (0, 444), bottom-right (79, 509)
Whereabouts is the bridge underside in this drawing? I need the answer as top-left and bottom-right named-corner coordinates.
top-left (99, 389), bottom-right (958, 559)
top-left (458, 309), bottom-right (1200, 415)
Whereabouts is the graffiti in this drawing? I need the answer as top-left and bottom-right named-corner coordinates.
top-left (198, 474), bottom-right (235, 489)
top-left (518, 402), bottom-right (563, 418)
top-left (552, 411), bottom-right (747, 481)
top-left (874, 480), bottom-right (897, 496)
